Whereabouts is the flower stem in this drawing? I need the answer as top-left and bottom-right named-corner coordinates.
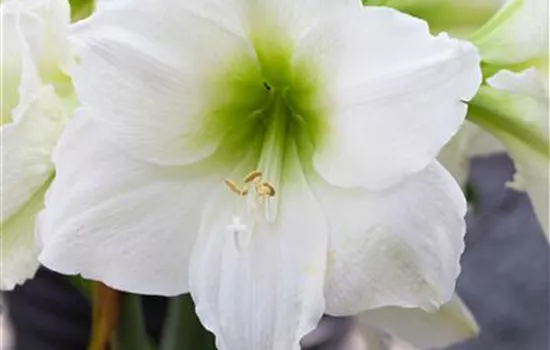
top-left (159, 294), bottom-right (216, 350)
top-left (88, 283), bottom-right (120, 350)
top-left (114, 294), bottom-right (154, 350)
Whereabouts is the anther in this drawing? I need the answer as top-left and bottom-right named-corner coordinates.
top-left (243, 170), bottom-right (263, 183)
top-left (240, 186), bottom-right (249, 196)
top-left (224, 179), bottom-right (241, 195)
top-left (261, 182), bottom-right (276, 197)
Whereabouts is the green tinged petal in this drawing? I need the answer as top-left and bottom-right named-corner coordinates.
top-left (1, 0), bottom-right (75, 290)
top-left (201, 38), bottom-right (326, 174)
top-left (471, 0), bottom-right (548, 66)
top-left (1, 181), bottom-right (50, 289)
top-left (468, 77), bottom-right (549, 235)
top-left (359, 294), bottom-right (478, 349)
top-left (468, 85), bottom-right (549, 158)
top-left (69, 0), bottom-right (95, 21)
top-left (364, 0), bottom-right (504, 36)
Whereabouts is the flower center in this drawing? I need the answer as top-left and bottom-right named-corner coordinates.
top-left (223, 89), bottom-right (293, 223)
top-left (201, 41), bottom-right (326, 232)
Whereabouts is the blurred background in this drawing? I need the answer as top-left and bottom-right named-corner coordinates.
top-left (2, 154), bottom-right (549, 350)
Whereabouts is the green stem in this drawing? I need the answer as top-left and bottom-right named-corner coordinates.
top-left (115, 294), bottom-right (154, 350)
top-left (159, 294), bottom-right (216, 350)
top-left (467, 86), bottom-right (549, 158)
top-left (68, 275), bottom-right (93, 299)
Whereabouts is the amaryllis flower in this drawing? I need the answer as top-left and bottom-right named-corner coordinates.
top-left (471, 0), bottom-right (548, 66)
top-left (472, 68), bottom-right (549, 236)
top-left (358, 293), bottom-right (478, 349)
top-left (37, 0), bottom-right (481, 349)
top-left (438, 0), bottom-right (548, 235)
top-left (0, 0), bottom-right (75, 289)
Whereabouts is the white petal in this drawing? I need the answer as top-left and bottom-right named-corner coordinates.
top-left (244, 0), bottom-right (360, 83)
top-left (488, 67), bottom-right (549, 100)
top-left (438, 121), bottom-right (506, 186)
top-left (506, 139), bottom-right (549, 236)
top-left (16, 0), bottom-right (73, 76)
top-left (70, 0), bottom-right (267, 166)
top-left (189, 142), bottom-right (329, 350)
top-left (1, 0), bottom-right (73, 290)
top-left (1, 0), bottom-right (72, 118)
top-left (38, 113), bottom-right (224, 295)
top-left (1, 3), bottom-right (24, 121)
top-left (437, 122), bottom-right (478, 186)
top-left (358, 294), bottom-right (478, 349)
top-left (354, 323), bottom-right (387, 350)
top-left (0, 184), bottom-right (46, 290)
top-left (313, 161), bottom-right (466, 313)
top-left (246, 0), bottom-right (360, 36)
top-left (1, 86), bottom-right (68, 222)
top-left (294, 7), bottom-right (481, 189)
top-left (2, 0), bottom-right (69, 123)
top-left (94, 0), bottom-right (118, 11)
top-left (472, 0), bottom-right (549, 65)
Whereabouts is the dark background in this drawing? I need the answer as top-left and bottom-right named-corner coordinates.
top-left (4, 154), bottom-right (550, 350)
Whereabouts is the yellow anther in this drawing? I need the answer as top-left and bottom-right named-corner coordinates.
top-left (261, 182), bottom-right (276, 197)
top-left (243, 170), bottom-right (263, 183)
top-left (224, 179), bottom-right (241, 195)
top-left (225, 170), bottom-right (276, 200)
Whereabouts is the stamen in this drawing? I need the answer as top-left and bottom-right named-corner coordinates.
top-left (254, 178), bottom-right (261, 194)
top-left (261, 182), bottom-right (276, 197)
top-left (224, 179), bottom-right (241, 195)
top-left (224, 171), bottom-right (277, 221)
top-left (243, 170), bottom-right (263, 183)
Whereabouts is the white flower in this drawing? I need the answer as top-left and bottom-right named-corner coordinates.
top-left (37, 1), bottom-right (481, 349)
top-left (358, 293), bottom-right (478, 349)
top-left (488, 68), bottom-right (548, 235)
top-left (438, 0), bottom-right (548, 235)
top-left (0, 0), bottom-right (74, 290)
top-left (471, 0), bottom-right (548, 65)
top-left (443, 68), bottom-right (548, 236)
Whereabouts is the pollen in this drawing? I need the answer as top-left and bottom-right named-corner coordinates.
top-left (259, 182), bottom-right (275, 197)
top-left (243, 170), bottom-right (263, 183)
top-left (224, 179), bottom-right (242, 195)
top-left (240, 186), bottom-right (249, 196)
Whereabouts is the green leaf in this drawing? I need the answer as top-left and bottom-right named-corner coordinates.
top-left (114, 294), bottom-right (155, 350)
top-left (159, 294), bottom-right (216, 350)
